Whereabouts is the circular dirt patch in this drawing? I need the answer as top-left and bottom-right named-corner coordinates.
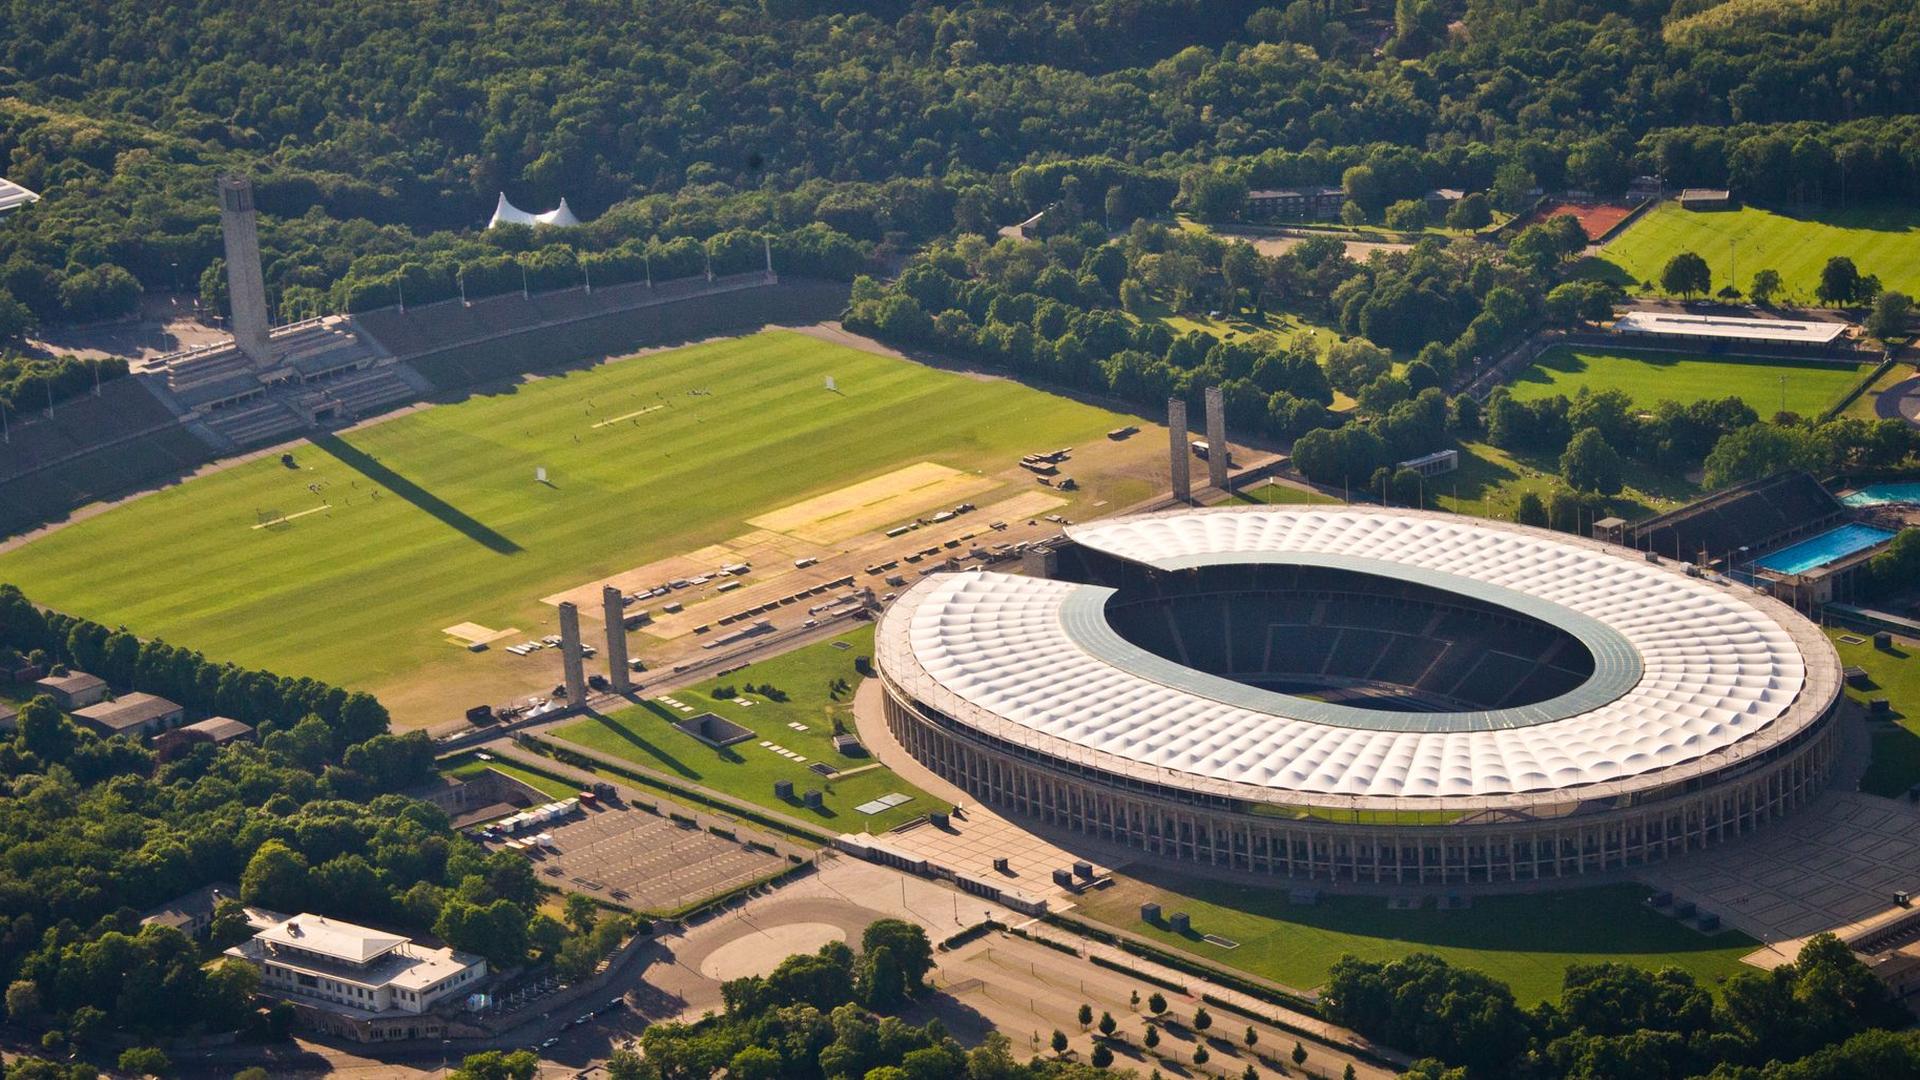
top-left (698, 922), bottom-right (847, 981)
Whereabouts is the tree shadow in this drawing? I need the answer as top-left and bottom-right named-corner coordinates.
top-left (309, 431), bottom-right (521, 553)
top-left (1569, 256), bottom-right (1637, 287)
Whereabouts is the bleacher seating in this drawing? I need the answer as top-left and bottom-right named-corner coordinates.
top-left (1631, 471), bottom-right (1843, 563)
top-left (1099, 561), bottom-right (1598, 712)
top-left (204, 401), bottom-right (305, 447)
top-left (352, 273), bottom-right (768, 363)
top-left (311, 366), bottom-right (420, 419)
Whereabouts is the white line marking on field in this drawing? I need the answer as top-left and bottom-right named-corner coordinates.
top-left (591, 404), bottom-right (665, 429)
top-left (252, 505), bottom-right (330, 529)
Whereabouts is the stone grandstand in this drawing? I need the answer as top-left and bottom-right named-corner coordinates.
top-left (1627, 471), bottom-right (1847, 566)
top-left (158, 315), bottom-right (430, 450)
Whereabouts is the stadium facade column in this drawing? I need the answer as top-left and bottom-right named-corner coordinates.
top-left (602, 585), bottom-right (632, 694)
top-left (1203, 385), bottom-right (1228, 491)
top-left (558, 601), bottom-right (588, 707)
top-left (1168, 397), bottom-right (1191, 503)
top-left (216, 175), bottom-right (273, 366)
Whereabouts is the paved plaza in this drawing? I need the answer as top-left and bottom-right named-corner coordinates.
top-left (1638, 789), bottom-right (1920, 960)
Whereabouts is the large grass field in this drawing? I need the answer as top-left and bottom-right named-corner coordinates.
top-left (1596, 203), bottom-right (1920, 299)
top-left (553, 625), bottom-right (935, 832)
top-left (1509, 346), bottom-right (1866, 417)
top-left (0, 331), bottom-right (1138, 722)
top-left (1077, 870), bottom-right (1759, 1006)
top-left (1835, 627), bottom-right (1920, 798)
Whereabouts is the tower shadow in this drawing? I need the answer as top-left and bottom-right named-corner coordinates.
top-left (309, 432), bottom-right (522, 554)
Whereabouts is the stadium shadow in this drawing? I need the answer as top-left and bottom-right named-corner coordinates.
top-left (309, 433), bottom-right (522, 554)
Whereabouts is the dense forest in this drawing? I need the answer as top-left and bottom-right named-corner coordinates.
top-left (3, 0), bottom-right (1920, 330)
top-left (0, 584), bottom-right (619, 1054)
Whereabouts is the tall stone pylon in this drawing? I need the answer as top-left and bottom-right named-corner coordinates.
top-left (216, 175), bottom-right (272, 366)
top-left (602, 585), bottom-right (632, 694)
top-left (1203, 385), bottom-right (1228, 491)
top-left (558, 602), bottom-right (588, 707)
top-left (1168, 397), bottom-right (1191, 503)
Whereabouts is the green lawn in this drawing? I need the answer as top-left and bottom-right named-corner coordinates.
top-left (1596, 202), bottom-right (1920, 300)
top-left (1834, 628), bottom-right (1920, 798)
top-left (1077, 870), bottom-right (1759, 1006)
top-left (0, 331), bottom-right (1131, 721)
top-left (1430, 440), bottom-right (1698, 523)
top-left (441, 750), bottom-right (583, 801)
top-left (553, 625), bottom-right (935, 832)
top-left (1509, 346), bottom-right (1866, 418)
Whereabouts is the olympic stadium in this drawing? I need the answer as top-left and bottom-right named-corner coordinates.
top-left (874, 506), bottom-right (1843, 885)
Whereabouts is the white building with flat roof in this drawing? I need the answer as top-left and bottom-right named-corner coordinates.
top-left (1613, 311), bottom-right (1848, 346)
top-left (227, 913), bottom-right (486, 1040)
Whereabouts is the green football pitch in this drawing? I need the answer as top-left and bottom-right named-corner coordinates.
top-left (1597, 202), bottom-right (1920, 300)
top-left (1507, 345), bottom-right (1865, 417)
top-left (1077, 870), bottom-right (1759, 1005)
top-left (0, 331), bottom-right (1135, 720)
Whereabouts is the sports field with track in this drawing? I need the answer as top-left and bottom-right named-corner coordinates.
top-left (0, 330), bottom-right (1140, 723)
top-left (1598, 203), bottom-right (1920, 299)
top-left (1508, 345), bottom-right (1866, 416)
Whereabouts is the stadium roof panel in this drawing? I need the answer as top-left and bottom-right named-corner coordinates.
top-left (881, 508), bottom-right (1838, 803)
top-left (1613, 310), bottom-right (1847, 345)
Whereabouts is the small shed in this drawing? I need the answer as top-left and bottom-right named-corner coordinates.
top-left (34, 670), bottom-right (108, 710)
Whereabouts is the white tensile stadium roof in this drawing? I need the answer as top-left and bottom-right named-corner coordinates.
top-left (878, 507), bottom-right (1837, 806)
top-left (487, 192), bottom-right (581, 229)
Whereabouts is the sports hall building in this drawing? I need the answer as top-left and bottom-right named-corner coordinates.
top-left (876, 507), bottom-right (1842, 885)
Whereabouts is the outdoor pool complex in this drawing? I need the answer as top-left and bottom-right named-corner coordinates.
top-left (1752, 523), bottom-right (1896, 575)
top-left (1842, 483), bottom-right (1920, 508)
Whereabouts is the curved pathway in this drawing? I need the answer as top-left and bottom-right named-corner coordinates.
top-left (1874, 370), bottom-right (1920, 428)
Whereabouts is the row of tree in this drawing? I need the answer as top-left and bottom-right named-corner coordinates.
top-left (1329, 934), bottom-right (1910, 1079)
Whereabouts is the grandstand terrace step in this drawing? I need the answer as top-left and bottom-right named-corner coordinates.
top-left (205, 401), bottom-right (306, 447)
top-left (351, 272), bottom-right (775, 361)
top-left (314, 367), bottom-right (419, 418)
top-left (0, 380), bottom-right (191, 484)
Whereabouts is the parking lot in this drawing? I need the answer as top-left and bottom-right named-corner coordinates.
top-left (501, 803), bottom-right (792, 914)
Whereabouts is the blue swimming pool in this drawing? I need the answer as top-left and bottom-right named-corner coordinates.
top-left (1752, 523), bottom-right (1896, 575)
top-left (1841, 482), bottom-right (1920, 508)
